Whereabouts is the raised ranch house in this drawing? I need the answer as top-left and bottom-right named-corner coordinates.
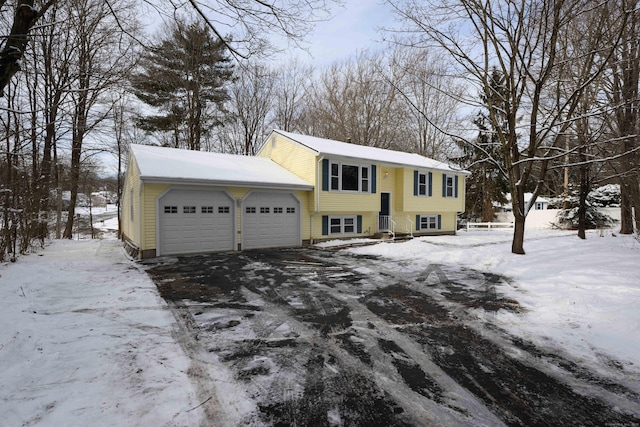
top-left (121, 130), bottom-right (469, 258)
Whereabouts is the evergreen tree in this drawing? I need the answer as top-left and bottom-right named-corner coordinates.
top-left (131, 20), bottom-right (234, 150)
top-left (455, 68), bottom-right (509, 222)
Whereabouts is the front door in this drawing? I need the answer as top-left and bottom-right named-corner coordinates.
top-left (380, 192), bottom-right (390, 216)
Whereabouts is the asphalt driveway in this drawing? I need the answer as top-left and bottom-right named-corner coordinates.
top-left (145, 247), bottom-right (640, 426)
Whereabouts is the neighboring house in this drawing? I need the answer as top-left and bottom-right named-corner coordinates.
top-left (501, 193), bottom-right (549, 212)
top-left (121, 130), bottom-right (469, 258)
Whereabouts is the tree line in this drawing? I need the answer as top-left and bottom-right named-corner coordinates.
top-left (1, 0), bottom-right (639, 260)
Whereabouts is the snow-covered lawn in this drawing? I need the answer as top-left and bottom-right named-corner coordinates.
top-left (1, 225), bottom-right (638, 425)
top-left (0, 239), bottom-right (204, 427)
top-left (348, 228), bottom-right (640, 373)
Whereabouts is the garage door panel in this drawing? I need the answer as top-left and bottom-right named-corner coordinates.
top-left (159, 189), bottom-right (235, 255)
top-left (243, 192), bottom-right (300, 250)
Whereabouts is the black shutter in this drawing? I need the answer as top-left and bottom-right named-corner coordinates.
top-left (371, 165), bottom-right (377, 193)
top-left (322, 216), bottom-right (329, 235)
top-left (322, 159), bottom-right (329, 191)
top-left (414, 171), bottom-right (419, 196)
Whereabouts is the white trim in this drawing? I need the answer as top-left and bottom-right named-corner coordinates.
top-left (328, 215), bottom-right (358, 235)
top-left (329, 161), bottom-right (371, 193)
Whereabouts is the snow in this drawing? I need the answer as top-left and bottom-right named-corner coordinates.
top-left (0, 239), bottom-right (205, 426)
top-left (130, 144), bottom-right (313, 190)
top-left (272, 130), bottom-right (469, 173)
top-left (348, 228), bottom-right (640, 372)
top-left (2, 214), bottom-right (639, 424)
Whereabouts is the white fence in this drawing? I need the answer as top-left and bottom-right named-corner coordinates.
top-left (493, 208), bottom-right (621, 229)
top-left (465, 222), bottom-right (514, 231)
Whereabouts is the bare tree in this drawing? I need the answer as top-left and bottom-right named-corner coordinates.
top-left (217, 62), bottom-right (274, 155)
top-left (387, 0), bottom-right (624, 254)
top-left (606, 0), bottom-right (640, 235)
top-left (384, 47), bottom-right (463, 160)
top-left (0, 0), bottom-right (55, 97)
top-left (271, 58), bottom-right (313, 132)
top-left (63, 0), bottom-right (138, 239)
top-left (307, 51), bottom-right (403, 148)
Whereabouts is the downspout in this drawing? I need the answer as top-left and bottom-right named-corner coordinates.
top-left (310, 155), bottom-right (324, 244)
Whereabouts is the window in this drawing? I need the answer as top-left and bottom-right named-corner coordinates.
top-left (218, 206), bottom-right (230, 214)
top-left (420, 215), bottom-right (439, 230)
top-left (445, 176), bottom-right (454, 197)
top-left (442, 174), bottom-right (457, 198)
top-left (417, 215), bottom-right (441, 231)
top-left (329, 162), bottom-right (371, 193)
top-left (331, 163), bottom-right (340, 190)
top-left (183, 206), bottom-right (196, 214)
top-left (246, 207), bottom-right (256, 214)
top-left (274, 207), bottom-right (283, 213)
top-left (286, 207), bottom-right (296, 214)
top-left (164, 206), bottom-right (177, 214)
top-left (361, 167), bottom-right (369, 192)
top-left (202, 206), bottom-right (214, 214)
top-left (535, 202), bottom-right (544, 210)
top-left (418, 173), bottom-right (427, 196)
top-left (260, 207), bottom-right (270, 214)
top-left (329, 216), bottom-right (357, 235)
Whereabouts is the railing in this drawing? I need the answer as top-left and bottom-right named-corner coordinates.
top-left (404, 216), bottom-right (414, 238)
top-left (465, 222), bottom-right (514, 231)
top-left (379, 215), bottom-right (396, 239)
top-left (379, 215), bottom-right (414, 239)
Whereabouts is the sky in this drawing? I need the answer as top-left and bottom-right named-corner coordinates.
top-left (299, 1), bottom-right (394, 65)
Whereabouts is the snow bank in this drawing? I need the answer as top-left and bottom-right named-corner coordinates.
top-left (349, 229), bottom-right (640, 373)
top-left (0, 239), bottom-right (204, 426)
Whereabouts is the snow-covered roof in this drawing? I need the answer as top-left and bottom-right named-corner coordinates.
top-left (130, 144), bottom-right (313, 190)
top-left (272, 130), bottom-right (470, 174)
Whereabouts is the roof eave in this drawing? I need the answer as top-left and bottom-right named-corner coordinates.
top-left (140, 176), bottom-right (314, 191)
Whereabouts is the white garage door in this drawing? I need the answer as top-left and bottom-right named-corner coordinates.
top-left (243, 192), bottom-right (301, 250)
top-left (158, 189), bottom-right (234, 255)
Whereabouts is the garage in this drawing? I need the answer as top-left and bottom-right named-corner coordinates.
top-left (243, 192), bottom-right (301, 250)
top-left (158, 189), bottom-right (235, 255)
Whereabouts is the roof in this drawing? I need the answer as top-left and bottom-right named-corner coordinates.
top-left (272, 130), bottom-right (470, 175)
top-left (130, 144), bottom-right (313, 190)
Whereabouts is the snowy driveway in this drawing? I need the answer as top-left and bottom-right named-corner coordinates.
top-left (146, 247), bottom-right (640, 426)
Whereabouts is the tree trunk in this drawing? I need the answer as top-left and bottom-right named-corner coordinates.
top-left (511, 215), bottom-right (526, 255)
top-left (577, 146), bottom-right (589, 239)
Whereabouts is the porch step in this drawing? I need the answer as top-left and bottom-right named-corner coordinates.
top-left (392, 233), bottom-right (414, 242)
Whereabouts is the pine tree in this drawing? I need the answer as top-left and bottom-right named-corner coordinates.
top-left (131, 20), bottom-right (234, 150)
top-left (455, 68), bottom-right (509, 222)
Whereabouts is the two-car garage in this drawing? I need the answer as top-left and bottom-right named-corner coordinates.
top-left (157, 188), bottom-right (301, 256)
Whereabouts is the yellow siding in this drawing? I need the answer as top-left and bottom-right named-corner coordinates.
top-left (121, 156), bottom-right (142, 247)
top-left (257, 134), bottom-right (317, 184)
top-left (399, 169), bottom-right (465, 214)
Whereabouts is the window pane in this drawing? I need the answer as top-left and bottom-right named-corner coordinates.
top-left (446, 176), bottom-right (454, 197)
top-left (342, 165), bottom-right (359, 191)
top-left (331, 177), bottom-right (339, 190)
top-left (331, 163), bottom-right (339, 175)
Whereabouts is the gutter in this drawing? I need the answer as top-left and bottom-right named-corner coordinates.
top-left (310, 155), bottom-right (324, 244)
top-left (139, 176), bottom-right (313, 192)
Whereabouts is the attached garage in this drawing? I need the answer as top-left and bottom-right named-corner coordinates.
top-left (158, 189), bottom-right (235, 256)
top-left (242, 192), bottom-right (301, 250)
top-left (121, 144), bottom-right (313, 259)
